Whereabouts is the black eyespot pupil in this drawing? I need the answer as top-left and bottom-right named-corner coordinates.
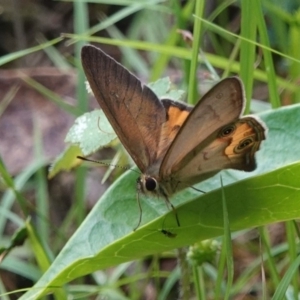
top-left (221, 125), bottom-right (235, 136)
top-left (239, 139), bottom-right (252, 149)
top-left (145, 178), bottom-right (157, 191)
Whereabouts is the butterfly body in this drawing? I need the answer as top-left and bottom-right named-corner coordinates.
top-left (81, 45), bottom-right (267, 227)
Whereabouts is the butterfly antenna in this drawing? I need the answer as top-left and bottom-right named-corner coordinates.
top-left (190, 186), bottom-right (206, 194)
top-left (77, 156), bottom-right (140, 174)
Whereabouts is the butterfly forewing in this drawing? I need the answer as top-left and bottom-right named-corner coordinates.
top-left (81, 45), bottom-right (166, 172)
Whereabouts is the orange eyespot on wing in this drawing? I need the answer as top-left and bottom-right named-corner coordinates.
top-left (221, 117), bottom-right (267, 170)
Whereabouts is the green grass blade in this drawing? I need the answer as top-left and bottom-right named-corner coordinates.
top-left (285, 221), bottom-right (299, 299)
top-left (255, 0), bottom-right (281, 108)
top-left (0, 38), bottom-right (62, 66)
top-left (240, 0), bottom-right (257, 114)
top-left (187, 0), bottom-right (205, 105)
top-left (221, 177), bottom-right (233, 300)
top-left (272, 255), bottom-right (300, 300)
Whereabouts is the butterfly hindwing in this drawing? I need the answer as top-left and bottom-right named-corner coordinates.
top-left (151, 100), bottom-right (192, 168)
top-left (158, 78), bottom-right (266, 194)
top-left (160, 77), bottom-right (245, 177)
top-left (167, 116), bottom-right (266, 191)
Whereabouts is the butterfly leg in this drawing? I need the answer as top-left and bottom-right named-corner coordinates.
top-left (133, 190), bottom-right (143, 231)
top-left (162, 193), bottom-right (180, 227)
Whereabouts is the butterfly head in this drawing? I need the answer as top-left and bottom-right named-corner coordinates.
top-left (137, 175), bottom-right (160, 195)
top-left (136, 174), bottom-right (180, 227)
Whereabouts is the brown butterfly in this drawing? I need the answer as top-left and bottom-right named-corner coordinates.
top-left (81, 45), bottom-right (267, 228)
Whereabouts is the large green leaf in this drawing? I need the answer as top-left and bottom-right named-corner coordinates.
top-left (20, 104), bottom-right (300, 299)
